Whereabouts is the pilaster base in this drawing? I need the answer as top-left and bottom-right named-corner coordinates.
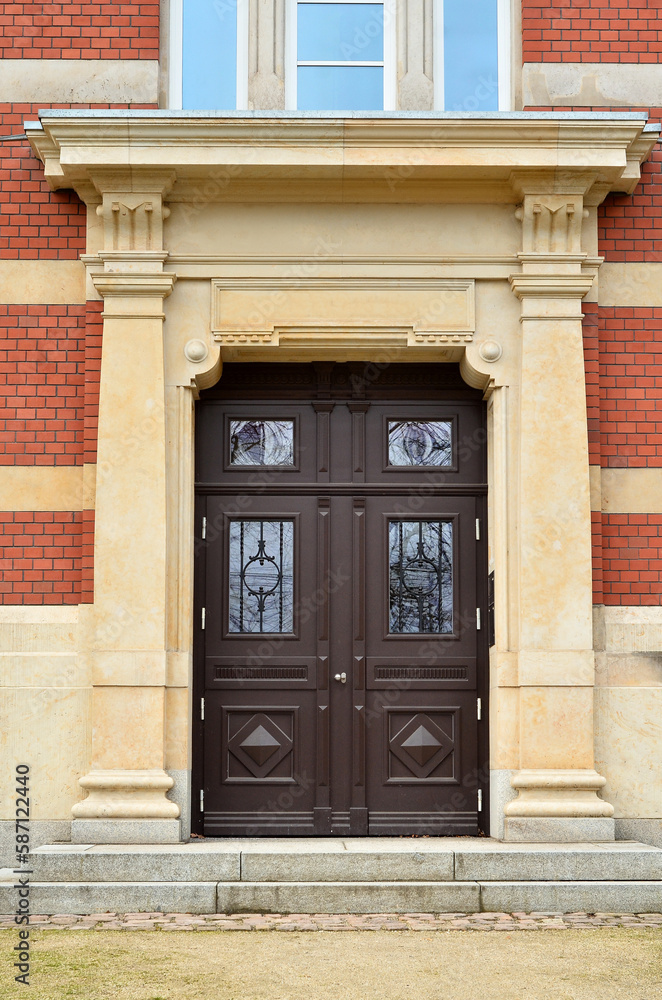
top-left (71, 769), bottom-right (180, 820)
top-left (503, 817), bottom-right (615, 843)
top-left (503, 769), bottom-right (615, 842)
top-left (71, 818), bottom-right (181, 845)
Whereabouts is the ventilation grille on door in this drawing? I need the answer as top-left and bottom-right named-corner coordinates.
top-left (215, 665), bottom-right (308, 681)
top-left (375, 666), bottom-right (467, 681)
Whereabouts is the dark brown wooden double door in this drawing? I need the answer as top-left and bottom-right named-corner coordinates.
top-left (194, 364), bottom-right (488, 837)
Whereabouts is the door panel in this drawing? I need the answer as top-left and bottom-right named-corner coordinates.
top-left (195, 363), bottom-right (487, 837)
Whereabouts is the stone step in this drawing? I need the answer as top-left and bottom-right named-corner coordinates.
top-left (1, 879), bottom-right (662, 915)
top-left (20, 839), bottom-right (662, 884)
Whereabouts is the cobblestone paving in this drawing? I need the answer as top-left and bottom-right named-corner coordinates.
top-left (1, 912), bottom-right (662, 931)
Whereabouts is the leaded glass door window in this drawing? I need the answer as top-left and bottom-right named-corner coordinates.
top-left (228, 520), bottom-right (294, 633)
top-left (389, 519), bottom-right (453, 634)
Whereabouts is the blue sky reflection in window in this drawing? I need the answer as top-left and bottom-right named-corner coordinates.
top-left (442, 0), bottom-right (499, 112)
top-left (297, 2), bottom-right (385, 111)
top-left (183, 0), bottom-right (238, 109)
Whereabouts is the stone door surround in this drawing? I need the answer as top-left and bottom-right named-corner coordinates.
top-left (27, 111), bottom-right (659, 843)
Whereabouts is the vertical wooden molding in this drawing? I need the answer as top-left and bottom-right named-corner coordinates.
top-left (353, 704), bottom-right (366, 788)
top-left (317, 704), bottom-right (329, 788)
top-left (352, 498), bottom-right (366, 643)
top-left (315, 496), bottom-right (331, 823)
top-left (348, 402), bottom-right (369, 484)
top-left (350, 496), bottom-right (367, 830)
top-left (313, 402), bottom-right (334, 484)
top-left (317, 497), bottom-right (330, 642)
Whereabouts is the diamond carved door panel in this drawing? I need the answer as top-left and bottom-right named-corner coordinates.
top-left (226, 711), bottom-right (296, 781)
top-left (195, 363), bottom-right (488, 837)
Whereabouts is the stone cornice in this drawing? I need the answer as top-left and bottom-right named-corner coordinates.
top-left (25, 113), bottom-right (659, 204)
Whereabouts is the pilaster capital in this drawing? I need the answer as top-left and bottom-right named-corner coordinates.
top-left (91, 271), bottom-right (176, 301)
top-left (509, 273), bottom-right (595, 302)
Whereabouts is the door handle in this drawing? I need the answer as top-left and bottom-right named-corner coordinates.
top-left (334, 672), bottom-right (347, 684)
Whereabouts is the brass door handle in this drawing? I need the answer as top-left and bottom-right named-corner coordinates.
top-left (334, 672), bottom-right (347, 684)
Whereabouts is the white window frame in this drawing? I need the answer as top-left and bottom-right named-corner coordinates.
top-left (285, 0), bottom-right (397, 112)
top-left (433, 0), bottom-right (511, 112)
top-left (169, 0), bottom-right (249, 110)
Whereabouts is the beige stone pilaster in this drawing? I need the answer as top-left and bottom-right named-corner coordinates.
top-left (504, 177), bottom-right (614, 842)
top-left (71, 176), bottom-right (181, 843)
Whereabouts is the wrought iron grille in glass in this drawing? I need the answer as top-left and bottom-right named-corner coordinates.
top-left (387, 420), bottom-right (452, 467)
top-left (229, 520), bottom-right (294, 633)
top-left (230, 419), bottom-right (295, 467)
top-left (389, 520), bottom-right (453, 633)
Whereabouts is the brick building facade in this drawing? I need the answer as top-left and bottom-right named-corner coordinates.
top-left (1, 2), bottom-right (660, 858)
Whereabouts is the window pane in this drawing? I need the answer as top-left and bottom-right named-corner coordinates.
top-left (389, 521), bottom-right (453, 634)
top-left (183, 0), bottom-right (237, 109)
top-left (298, 3), bottom-right (384, 61)
top-left (229, 520), bottom-right (294, 633)
top-left (443, 0), bottom-right (498, 112)
top-left (388, 420), bottom-right (452, 467)
top-left (298, 65), bottom-right (383, 110)
top-left (230, 420), bottom-right (295, 467)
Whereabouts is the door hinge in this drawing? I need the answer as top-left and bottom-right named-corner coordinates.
top-left (475, 518), bottom-right (481, 541)
top-left (477, 788), bottom-right (483, 812)
top-left (201, 607), bottom-right (206, 630)
top-left (476, 608), bottom-right (481, 630)
top-left (477, 697), bottom-right (482, 721)
top-left (200, 697), bottom-right (205, 721)
top-left (199, 789), bottom-right (204, 813)
top-left (201, 516), bottom-right (207, 540)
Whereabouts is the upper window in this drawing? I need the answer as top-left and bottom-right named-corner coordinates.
top-left (170, 0), bottom-right (509, 112)
top-left (434, 0), bottom-right (509, 112)
top-left (170, 0), bottom-right (248, 110)
top-left (285, 0), bottom-right (396, 111)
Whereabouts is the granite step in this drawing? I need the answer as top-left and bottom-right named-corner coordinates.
top-left (2, 840), bottom-right (661, 914)
top-left (18, 838), bottom-right (662, 884)
top-left (1, 877), bottom-right (662, 915)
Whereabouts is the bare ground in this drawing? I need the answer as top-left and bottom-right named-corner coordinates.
top-left (2, 927), bottom-right (662, 1000)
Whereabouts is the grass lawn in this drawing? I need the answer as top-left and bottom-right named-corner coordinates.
top-left (1, 927), bottom-right (662, 999)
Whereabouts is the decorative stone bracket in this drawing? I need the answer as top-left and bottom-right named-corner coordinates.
top-left (97, 193), bottom-right (171, 254)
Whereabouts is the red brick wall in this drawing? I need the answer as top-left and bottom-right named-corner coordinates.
top-left (591, 511), bottom-right (604, 604)
top-left (585, 305), bottom-right (662, 605)
top-left (0, 104), bottom-right (86, 260)
top-left (599, 111), bottom-right (662, 262)
top-left (597, 306), bottom-right (662, 469)
top-left (0, 510), bottom-right (82, 604)
top-left (0, 303), bottom-right (86, 466)
top-left (0, 2), bottom-right (159, 59)
top-left (80, 508), bottom-right (94, 602)
top-left (583, 303), bottom-right (601, 465)
top-left (0, 103), bottom-right (156, 260)
top-left (601, 513), bottom-right (662, 605)
top-left (522, 1), bottom-right (662, 64)
top-left (83, 300), bottom-right (102, 466)
top-left (582, 304), bottom-right (662, 470)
